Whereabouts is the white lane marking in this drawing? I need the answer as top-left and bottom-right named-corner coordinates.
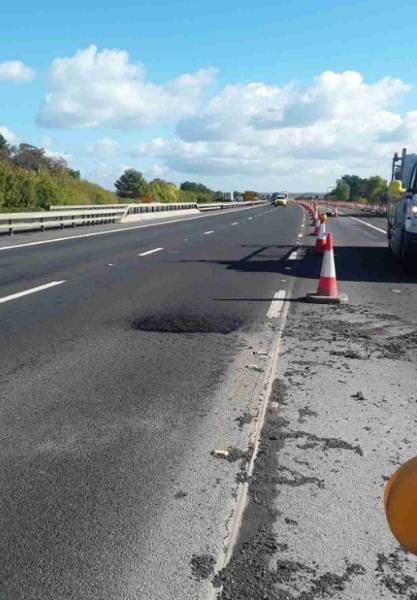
top-left (204, 230), bottom-right (214, 235)
top-left (267, 290), bottom-right (286, 319)
top-left (0, 205), bottom-right (267, 253)
top-left (0, 280), bottom-right (65, 305)
top-left (138, 247), bottom-right (164, 257)
top-left (350, 216), bottom-right (385, 234)
top-left (248, 217), bottom-right (253, 221)
top-left (297, 233), bottom-right (303, 238)
top-left (232, 222), bottom-right (238, 226)
top-left (288, 251), bottom-right (298, 260)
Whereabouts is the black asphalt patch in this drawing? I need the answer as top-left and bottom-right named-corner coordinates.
top-left (132, 314), bottom-right (242, 334)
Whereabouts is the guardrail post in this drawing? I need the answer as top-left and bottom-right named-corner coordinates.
top-left (41, 217), bottom-right (45, 232)
top-left (8, 219), bottom-right (13, 236)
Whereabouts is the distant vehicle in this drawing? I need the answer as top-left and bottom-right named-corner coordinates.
top-left (388, 148), bottom-right (417, 263)
top-left (273, 192), bottom-right (288, 206)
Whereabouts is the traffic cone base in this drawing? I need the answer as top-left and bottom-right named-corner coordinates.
top-left (306, 233), bottom-right (348, 304)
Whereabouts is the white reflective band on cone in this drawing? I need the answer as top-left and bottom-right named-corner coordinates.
top-left (320, 248), bottom-right (336, 278)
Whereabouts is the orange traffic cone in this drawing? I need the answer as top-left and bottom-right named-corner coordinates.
top-left (314, 221), bottom-right (326, 253)
top-left (306, 233), bottom-right (348, 304)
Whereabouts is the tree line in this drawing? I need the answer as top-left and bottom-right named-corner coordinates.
top-left (0, 132), bottom-right (226, 212)
top-left (330, 174), bottom-right (388, 204)
top-left (114, 168), bottom-right (220, 204)
top-left (0, 134), bottom-right (116, 211)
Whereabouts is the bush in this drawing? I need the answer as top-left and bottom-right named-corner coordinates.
top-left (0, 160), bottom-right (117, 212)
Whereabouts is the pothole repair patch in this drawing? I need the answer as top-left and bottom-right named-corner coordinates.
top-left (132, 314), bottom-right (242, 334)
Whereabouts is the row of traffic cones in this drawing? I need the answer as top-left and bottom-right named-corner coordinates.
top-left (301, 201), bottom-right (347, 304)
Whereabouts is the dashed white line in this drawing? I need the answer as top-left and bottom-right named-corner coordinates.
top-left (297, 233), bottom-right (303, 238)
top-left (204, 230), bottom-right (214, 235)
top-left (0, 280), bottom-right (66, 305)
top-left (288, 251), bottom-right (298, 260)
top-left (232, 222), bottom-right (238, 226)
top-left (350, 216), bottom-right (386, 234)
top-left (248, 217), bottom-right (253, 221)
top-left (0, 204), bottom-right (266, 253)
top-left (138, 247), bottom-right (164, 256)
top-left (267, 290), bottom-right (286, 319)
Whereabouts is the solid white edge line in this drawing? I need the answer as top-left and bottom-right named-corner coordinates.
top-left (266, 290), bottom-right (286, 319)
top-left (0, 204), bottom-right (269, 253)
top-left (138, 247), bottom-right (164, 257)
top-left (0, 280), bottom-right (66, 305)
top-left (350, 216), bottom-right (386, 234)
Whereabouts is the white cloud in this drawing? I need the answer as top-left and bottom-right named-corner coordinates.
top-left (44, 147), bottom-right (73, 163)
top-left (0, 60), bottom-right (35, 83)
top-left (378, 110), bottom-right (417, 144)
top-left (38, 45), bottom-right (216, 129)
top-left (0, 125), bottom-right (19, 145)
top-left (136, 69), bottom-right (412, 188)
top-left (88, 137), bottom-right (120, 158)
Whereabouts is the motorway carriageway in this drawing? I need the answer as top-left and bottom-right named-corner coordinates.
top-left (1, 202), bottom-right (417, 599)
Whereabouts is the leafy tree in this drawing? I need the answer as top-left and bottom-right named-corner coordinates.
top-left (180, 181), bottom-right (212, 194)
top-left (148, 178), bottom-right (179, 203)
top-left (67, 169), bottom-right (81, 180)
top-left (340, 175), bottom-right (366, 200)
top-left (115, 168), bottom-right (149, 199)
top-left (12, 144), bottom-right (52, 171)
top-left (335, 179), bottom-right (350, 201)
top-left (0, 134), bottom-right (11, 163)
top-left (364, 176), bottom-right (388, 204)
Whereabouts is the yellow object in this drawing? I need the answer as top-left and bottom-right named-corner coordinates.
top-left (244, 191), bottom-right (255, 202)
top-left (388, 180), bottom-right (405, 200)
top-left (320, 214), bottom-right (328, 223)
top-left (384, 456), bottom-right (417, 555)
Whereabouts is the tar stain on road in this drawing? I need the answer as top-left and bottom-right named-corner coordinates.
top-left (376, 549), bottom-right (417, 596)
top-left (131, 314), bottom-right (242, 334)
top-left (190, 554), bottom-right (216, 581)
top-left (212, 379), bottom-right (366, 599)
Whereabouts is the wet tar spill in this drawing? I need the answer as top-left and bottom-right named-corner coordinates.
top-left (298, 407), bottom-right (318, 424)
top-left (132, 314), bottom-right (242, 334)
top-left (236, 412), bottom-right (253, 429)
top-left (191, 554), bottom-right (216, 581)
top-left (376, 549), bottom-right (417, 596)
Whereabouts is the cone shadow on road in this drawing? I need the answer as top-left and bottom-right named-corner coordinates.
top-left (175, 244), bottom-right (417, 284)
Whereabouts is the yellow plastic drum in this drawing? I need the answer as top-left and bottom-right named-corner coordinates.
top-left (319, 213), bottom-right (328, 223)
top-left (384, 457), bottom-right (417, 555)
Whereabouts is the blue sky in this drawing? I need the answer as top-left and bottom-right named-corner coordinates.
top-left (1, 0), bottom-right (417, 191)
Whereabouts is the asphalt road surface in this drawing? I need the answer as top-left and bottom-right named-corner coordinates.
top-left (0, 203), bottom-right (301, 600)
top-left (2, 202), bottom-right (417, 600)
